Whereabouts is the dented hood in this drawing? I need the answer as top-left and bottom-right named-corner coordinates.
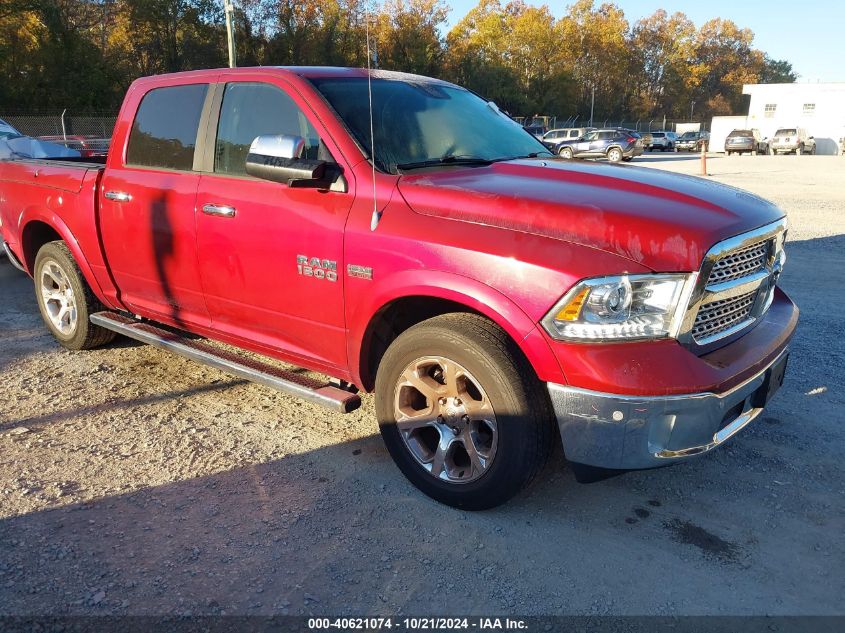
top-left (397, 159), bottom-right (785, 272)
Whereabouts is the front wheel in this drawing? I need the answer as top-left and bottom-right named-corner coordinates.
top-left (375, 314), bottom-right (555, 510)
top-left (34, 241), bottom-right (116, 350)
top-left (559, 147), bottom-right (574, 159)
top-left (607, 147), bottom-right (623, 163)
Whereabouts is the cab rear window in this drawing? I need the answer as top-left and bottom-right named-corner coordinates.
top-left (126, 84), bottom-right (208, 171)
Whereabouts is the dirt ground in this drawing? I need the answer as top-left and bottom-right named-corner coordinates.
top-left (1, 154), bottom-right (843, 617)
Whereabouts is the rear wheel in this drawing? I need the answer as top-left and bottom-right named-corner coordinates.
top-left (34, 241), bottom-right (116, 350)
top-left (375, 314), bottom-right (555, 510)
top-left (607, 147), bottom-right (623, 163)
top-left (559, 147), bottom-right (574, 159)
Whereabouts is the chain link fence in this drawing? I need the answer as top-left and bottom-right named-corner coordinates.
top-left (0, 112), bottom-right (115, 155)
top-left (517, 115), bottom-right (710, 133)
top-left (0, 112), bottom-right (116, 138)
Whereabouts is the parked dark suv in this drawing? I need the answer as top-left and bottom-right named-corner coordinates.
top-left (676, 131), bottom-right (710, 152)
top-left (554, 129), bottom-right (644, 163)
top-left (725, 129), bottom-right (766, 155)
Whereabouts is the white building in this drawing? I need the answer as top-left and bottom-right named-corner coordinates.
top-left (744, 82), bottom-right (845, 155)
top-left (710, 83), bottom-right (845, 155)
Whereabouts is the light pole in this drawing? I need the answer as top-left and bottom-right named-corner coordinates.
top-left (223, 0), bottom-right (237, 68)
top-left (690, 100), bottom-right (695, 120)
top-left (589, 85), bottom-right (595, 128)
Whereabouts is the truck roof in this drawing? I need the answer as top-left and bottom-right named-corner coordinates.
top-left (129, 66), bottom-right (457, 89)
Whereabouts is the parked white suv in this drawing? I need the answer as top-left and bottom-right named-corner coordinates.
top-left (649, 131), bottom-right (677, 151)
top-left (768, 128), bottom-right (815, 155)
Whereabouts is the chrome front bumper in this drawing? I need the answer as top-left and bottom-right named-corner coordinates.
top-left (548, 348), bottom-right (788, 470)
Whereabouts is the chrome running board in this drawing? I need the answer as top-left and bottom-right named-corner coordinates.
top-left (90, 312), bottom-right (361, 413)
top-left (3, 242), bottom-right (27, 273)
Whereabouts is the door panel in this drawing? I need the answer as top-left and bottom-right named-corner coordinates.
top-left (195, 176), bottom-right (351, 367)
top-left (194, 78), bottom-right (354, 371)
top-left (100, 169), bottom-right (207, 326)
top-left (99, 82), bottom-right (211, 327)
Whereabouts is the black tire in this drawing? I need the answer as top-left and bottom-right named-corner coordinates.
top-left (622, 156), bottom-right (633, 162)
top-left (34, 241), bottom-right (116, 350)
top-left (559, 147), bottom-right (573, 159)
top-left (607, 147), bottom-right (623, 163)
top-left (375, 314), bottom-right (555, 510)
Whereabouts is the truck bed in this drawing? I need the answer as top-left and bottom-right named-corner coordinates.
top-left (0, 156), bottom-right (105, 194)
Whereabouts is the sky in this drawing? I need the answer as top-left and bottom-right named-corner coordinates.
top-left (443, 0), bottom-right (845, 83)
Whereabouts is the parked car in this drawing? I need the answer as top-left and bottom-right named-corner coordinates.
top-left (0, 117), bottom-right (82, 160)
top-left (0, 117), bottom-right (18, 139)
top-left (0, 67), bottom-right (796, 509)
top-left (541, 127), bottom-right (594, 149)
top-left (725, 129), bottom-right (767, 155)
top-left (555, 128), bottom-right (644, 163)
top-left (768, 128), bottom-right (815, 155)
top-left (523, 125), bottom-right (546, 140)
top-left (649, 131), bottom-right (677, 151)
top-left (676, 131), bottom-right (710, 152)
top-left (37, 135), bottom-right (111, 158)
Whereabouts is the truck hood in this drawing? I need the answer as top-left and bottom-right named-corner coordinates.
top-left (397, 159), bottom-right (784, 272)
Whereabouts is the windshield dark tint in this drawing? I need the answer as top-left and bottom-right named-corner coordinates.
top-left (729, 130), bottom-right (753, 136)
top-left (775, 129), bottom-right (797, 136)
top-left (310, 77), bottom-right (550, 173)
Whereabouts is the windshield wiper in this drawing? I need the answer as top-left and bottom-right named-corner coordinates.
top-left (396, 155), bottom-right (494, 171)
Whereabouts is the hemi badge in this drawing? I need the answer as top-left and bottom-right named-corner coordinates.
top-left (347, 264), bottom-right (373, 280)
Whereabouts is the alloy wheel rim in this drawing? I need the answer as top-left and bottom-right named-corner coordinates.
top-left (40, 260), bottom-right (77, 335)
top-left (393, 356), bottom-right (498, 484)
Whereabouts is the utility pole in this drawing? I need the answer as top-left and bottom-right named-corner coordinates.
top-left (223, 0), bottom-right (237, 68)
top-left (690, 100), bottom-right (695, 120)
top-left (589, 85), bottom-right (595, 128)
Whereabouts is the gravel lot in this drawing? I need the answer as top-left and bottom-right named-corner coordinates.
top-left (1, 155), bottom-right (843, 617)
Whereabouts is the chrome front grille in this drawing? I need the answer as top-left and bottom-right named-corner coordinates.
top-left (681, 219), bottom-right (787, 350)
top-left (706, 239), bottom-right (770, 285)
top-left (692, 290), bottom-right (757, 341)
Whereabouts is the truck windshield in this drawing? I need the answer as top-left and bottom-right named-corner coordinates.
top-left (310, 77), bottom-right (551, 173)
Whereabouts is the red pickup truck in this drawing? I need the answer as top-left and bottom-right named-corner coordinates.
top-left (0, 67), bottom-right (797, 509)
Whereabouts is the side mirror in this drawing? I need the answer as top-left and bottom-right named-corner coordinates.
top-left (809, 136), bottom-right (814, 140)
top-left (245, 134), bottom-right (328, 188)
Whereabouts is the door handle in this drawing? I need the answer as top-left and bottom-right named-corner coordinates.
top-left (104, 190), bottom-right (132, 202)
top-left (202, 203), bottom-right (236, 218)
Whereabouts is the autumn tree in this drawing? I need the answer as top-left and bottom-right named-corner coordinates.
top-left (556, 0), bottom-right (631, 119)
top-left (445, 0), bottom-right (573, 117)
top-left (0, 0), bottom-right (798, 120)
top-left (629, 10), bottom-right (696, 117)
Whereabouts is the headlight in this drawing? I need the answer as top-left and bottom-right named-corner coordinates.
top-left (541, 273), bottom-right (697, 341)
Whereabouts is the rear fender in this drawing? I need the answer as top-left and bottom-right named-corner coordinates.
top-left (19, 209), bottom-right (113, 308)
